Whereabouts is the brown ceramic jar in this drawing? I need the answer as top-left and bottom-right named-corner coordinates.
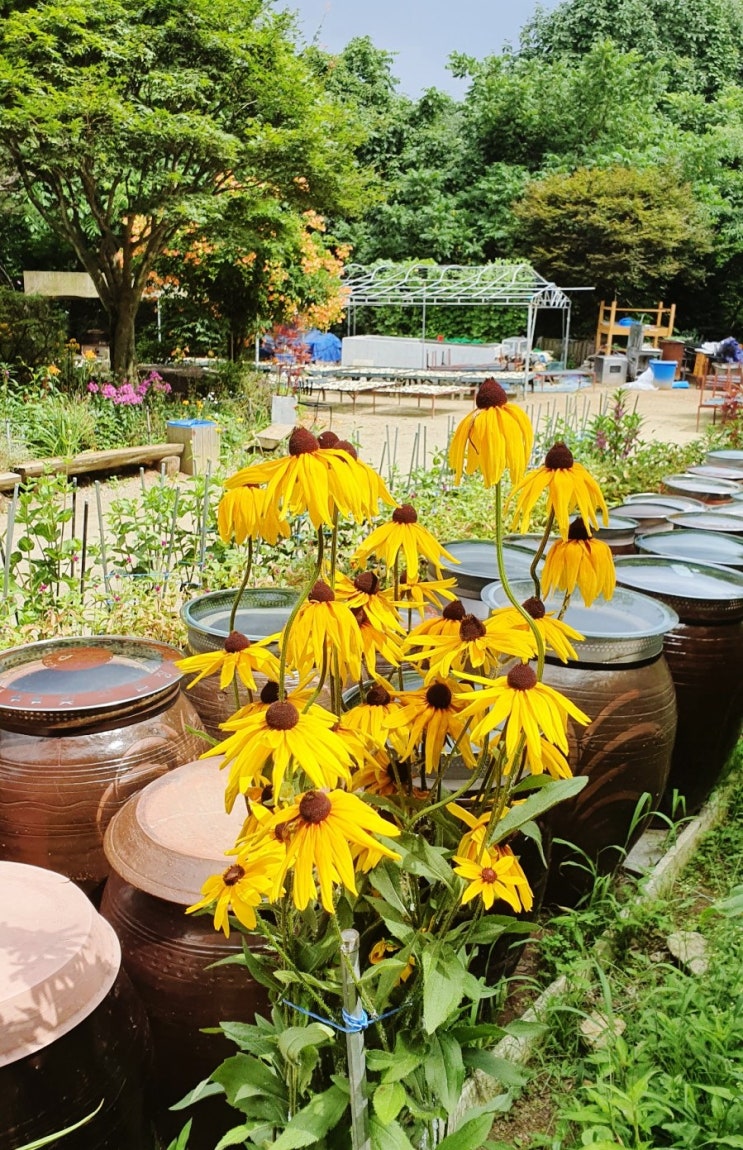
top-left (0, 637), bottom-right (207, 895)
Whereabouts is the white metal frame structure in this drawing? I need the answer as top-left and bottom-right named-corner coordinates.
top-left (341, 261), bottom-right (574, 389)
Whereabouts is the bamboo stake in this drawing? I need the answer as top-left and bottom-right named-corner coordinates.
top-left (341, 930), bottom-right (371, 1150)
top-left (94, 481), bottom-right (110, 594)
top-left (80, 500), bottom-right (89, 598)
top-left (3, 483), bottom-right (18, 601)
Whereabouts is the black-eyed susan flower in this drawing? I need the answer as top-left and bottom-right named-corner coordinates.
top-left (217, 486), bottom-right (288, 546)
top-left (282, 580), bottom-right (363, 684)
top-left (342, 681), bottom-right (409, 756)
top-left (488, 597), bottom-right (584, 664)
top-left (449, 377), bottom-right (534, 487)
top-left (542, 517), bottom-right (616, 606)
top-left (258, 789), bottom-right (402, 913)
top-left (385, 678), bottom-right (475, 776)
top-left (324, 439), bottom-right (394, 523)
top-left (405, 598), bottom-right (468, 643)
top-left (219, 680), bottom-right (313, 728)
top-left (368, 938), bottom-right (415, 983)
top-left (351, 503), bottom-right (456, 578)
top-left (176, 632), bottom-right (280, 692)
top-left (406, 611), bottom-right (535, 681)
top-left (335, 570), bottom-right (405, 636)
top-left (395, 570), bottom-right (458, 617)
top-left (459, 662), bottom-right (590, 773)
top-left (203, 700), bottom-right (357, 810)
top-left (352, 607), bottom-right (404, 675)
top-left (186, 839), bottom-right (285, 937)
top-left (352, 754), bottom-right (415, 797)
top-left (453, 845), bottom-right (533, 912)
top-left (511, 442), bottom-right (609, 539)
top-left (447, 801), bottom-right (492, 860)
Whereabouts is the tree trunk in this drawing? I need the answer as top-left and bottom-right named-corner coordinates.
top-left (109, 291), bottom-right (140, 382)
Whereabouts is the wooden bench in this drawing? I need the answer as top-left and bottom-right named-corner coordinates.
top-left (12, 442), bottom-right (185, 482)
top-left (253, 423), bottom-right (294, 452)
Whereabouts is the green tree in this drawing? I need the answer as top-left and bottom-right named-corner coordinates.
top-left (0, 0), bottom-right (363, 379)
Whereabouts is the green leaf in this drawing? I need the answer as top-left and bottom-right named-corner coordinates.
top-left (370, 1115), bottom-right (417, 1150)
top-left (212, 1053), bottom-right (288, 1113)
top-left (373, 1081), bottom-right (406, 1125)
top-left (170, 1078), bottom-right (225, 1111)
top-left (503, 1019), bottom-right (547, 1040)
top-left (437, 1113), bottom-right (496, 1149)
top-left (367, 1049), bottom-right (423, 1083)
top-left (422, 946), bottom-right (467, 1033)
top-left (165, 1120), bottom-right (193, 1150)
top-left (240, 943), bottom-right (284, 993)
top-left (270, 1083), bottom-right (348, 1150)
top-left (400, 833), bottom-right (457, 891)
top-left (220, 1021), bottom-right (277, 1057)
top-left (465, 916), bottom-right (533, 945)
top-left (277, 1023), bottom-right (335, 1063)
top-left (489, 777), bottom-right (587, 844)
top-left (14, 1101), bottom-right (104, 1149)
top-left (463, 1050), bottom-right (529, 1087)
top-left (214, 1124), bottom-right (256, 1149)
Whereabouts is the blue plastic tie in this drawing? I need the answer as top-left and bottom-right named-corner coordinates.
top-left (281, 1000), bottom-right (404, 1034)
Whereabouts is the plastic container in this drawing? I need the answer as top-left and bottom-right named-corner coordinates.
top-left (649, 360), bottom-right (677, 388)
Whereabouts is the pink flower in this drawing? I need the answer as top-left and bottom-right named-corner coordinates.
top-left (101, 383), bottom-right (116, 399)
top-left (87, 381), bottom-right (99, 394)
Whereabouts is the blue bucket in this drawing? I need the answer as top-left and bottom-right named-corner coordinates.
top-left (649, 360), bottom-right (677, 387)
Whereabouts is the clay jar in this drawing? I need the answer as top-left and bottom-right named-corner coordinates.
top-left (0, 861), bottom-right (154, 1149)
top-left (614, 555), bottom-right (743, 814)
top-left (101, 758), bottom-right (268, 1148)
top-left (482, 583), bottom-right (679, 904)
top-left (0, 637), bottom-right (207, 895)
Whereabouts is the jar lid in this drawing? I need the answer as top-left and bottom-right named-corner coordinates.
top-left (663, 473), bottom-right (740, 500)
top-left (669, 512), bottom-right (743, 535)
top-left (614, 555), bottom-right (743, 623)
top-left (636, 529), bottom-right (743, 571)
top-left (706, 449), bottom-right (743, 469)
top-left (624, 493), bottom-right (706, 511)
top-left (439, 541), bottom-right (542, 596)
top-left (610, 502), bottom-right (672, 525)
top-left (0, 862), bottom-right (120, 1067)
top-left (0, 636), bottom-right (186, 734)
top-left (480, 581), bottom-right (678, 664)
top-left (181, 588), bottom-right (298, 654)
top-left (104, 758), bottom-right (245, 905)
top-left (594, 514), bottom-right (637, 541)
top-left (688, 464), bottom-right (743, 482)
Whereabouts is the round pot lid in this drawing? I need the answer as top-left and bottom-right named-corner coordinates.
top-left (707, 502), bottom-right (743, 519)
top-left (669, 512), bottom-right (743, 535)
top-left (439, 541), bottom-right (542, 595)
top-left (0, 636), bottom-right (186, 734)
top-left (181, 588), bottom-right (298, 651)
top-left (610, 502), bottom-right (672, 526)
top-left (688, 464), bottom-right (743, 482)
top-left (624, 493), bottom-right (706, 511)
top-left (480, 581), bottom-right (678, 664)
top-left (635, 529), bottom-right (743, 571)
top-left (104, 757), bottom-right (245, 905)
top-left (502, 533), bottom-right (548, 554)
top-left (662, 473), bottom-right (740, 500)
top-left (706, 449), bottom-right (743, 469)
top-left (0, 862), bottom-right (120, 1067)
top-left (614, 555), bottom-right (743, 623)
top-left (594, 514), bottom-right (638, 541)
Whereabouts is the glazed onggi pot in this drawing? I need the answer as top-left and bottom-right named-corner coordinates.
top-left (481, 582), bottom-right (678, 903)
top-left (0, 637), bottom-right (207, 895)
top-left (101, 758), bottom-right (267, 1149)
top-left (0, 861), bottom-right (154, 1149)
top-left (614, 555), bottom-right (743, 814)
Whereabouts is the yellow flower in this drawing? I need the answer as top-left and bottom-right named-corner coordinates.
top-left (352, 504), bottom-right (456, 578)
top-left (385, 678), bottom-right (476, 777)
top-left (352, 754), bottom-right (413, 797)
top-left (259, 789), bottom-right (402, 913)
top-left (352, 606), bottom-right (404, 675)
top-left (488, 597), bottom-right (584, 664)
top-left (283, 580), bottom-right (363, 683)
top-left (538, 739), bottom-right (573, 779)
top-left (186, 839), bottom-right (285, 937)
top-left (219, 679), bottom-right (313, 728)
top-left (453, 846), bottom-right (533, 912)
top-left (217, 486), bottom-right (288, 546)
top-left (542, 518), bottom-right (616, 607)
top-left (318, 437), bottom-right (394, 523)
top-left (176, 631), bottom-right (280, 691)
top-left (394, 571), bottom-right (458, 617)
top-left (342, 681), bottom-right (409, 756)
top-left (406, 598), bottom-right (468, 642)
top-left (459, 662), bottom-right (590, 773)
top-left (449, 378), bottom-right (534, 487)
top-left (335, 570), bottom-right (405, 636)
top-left (47, 363), bottom-right (61, 376)
top-left (225, 428), bottom-right (390, 529)
top-left (368, 938), bottom-right (415, 983)
top-left (510, 442), bottom-right (609, 540)
top-left (406, 610), bottom-right (535, 681)
top-left (203, 700), bottom-right (357, 810)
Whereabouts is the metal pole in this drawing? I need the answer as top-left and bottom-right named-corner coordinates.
top-left (94, 481), bottom-right (110, 594)
top-left (3, 483), bottom-right (18, 601)
top-left (562, 301), bottom-right (572, 368)
top-left (340, 929), bottom-right (371, 1150)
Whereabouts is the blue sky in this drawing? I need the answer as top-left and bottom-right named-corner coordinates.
top-left (283, 0), bottom-right (560, 96)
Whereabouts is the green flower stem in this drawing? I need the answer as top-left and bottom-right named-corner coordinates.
top-left (303, 645), bottom-right (328, 713)
top-left (407, 752), bottom-right (487, 833)
top-left (494, 482), bottom-right (546, 678)
top-left (529, 509), bottom-right (554, 600)
top-left (229, 537), bottom-right (253, 632)
top-left (329, 509), bottom-right (339, 584)
top-left (278, 527), bottom-right (324, 702)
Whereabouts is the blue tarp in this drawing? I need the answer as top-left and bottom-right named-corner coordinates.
top-left (303, 329), bottom-right (342, 362)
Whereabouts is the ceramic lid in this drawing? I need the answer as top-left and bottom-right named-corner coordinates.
top-left (480, 581), bottom-right (678, 664)
top-left (706, 449), bottom-right (743, 469)
top-left (624, 493), bottom-right (706, 511)
top-left (669, 512), bottom-right (743, 535)
top-left (181, 588), bottom-right (298, 654)
top-left (594, 514), bottom-right (638, 540)
top-left (502, 533), bottom-right (547, 554)
top-left (688, 464), bottom-right (743, 482)
top-left (663, 473), bottom-right (740, 499)
top-left (610, 502), bottom-right (672, 524)
top-left (104, 757), bottom-right (245, 905)
top-left (0, 862), bottom-right (120, 1067)
top-left (614, 555), bottom-right (743, 623)
top-left (636, 529), bottom-right (743, 571)
top-left (440, 541), bottom-right (541, 595)
top-left (0, 636), bottom-right (185, 734)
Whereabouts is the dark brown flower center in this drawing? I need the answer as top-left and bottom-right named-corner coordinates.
top-left (265, 701), bottom-right (300, 730)
top-left (299, 790), bottom-right (332, 824)
top-left (260, 784), bottom-right (274, 804)
top-left (460, 615), bottom-right (486, 642)
top-left (544, 442), bottom-right (574, 470)
top-left (366, 684), bottom-right (391, 707)
top-left (522, 596), bottom-right (545, 620)
top-left (354, 571), bottom-right (379, 595)
top-left (222, 864), bottom-right (245, 886)
top-left (568, 517), bottom-right (591, 542)
top-left (392, 504), bottom-right (418, 525)
top-left (317, 431), bottom-right (339, 449)
top-left (260, 680), bottom-right (280, 704)
top-left (309, 580), bottom-right (335, 603)
top-left (507, 663), bottom-right (538, 691)
top-left (476, 378), bottom-right (508, 409)
top-left (224, 630), bottom-right (250, 653)
top-left (353, 606), bottom-right (369, 627)
top-left (426, 682), bottom-right (452, 709)
top-left (443, 599), bottom-right (467, 621)
top-left (289, 427), bottom-right (320, 456)
top-left (481, 866), bottom-right (496, 883)
top-left (335, 439), bottom-right (358, 459)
